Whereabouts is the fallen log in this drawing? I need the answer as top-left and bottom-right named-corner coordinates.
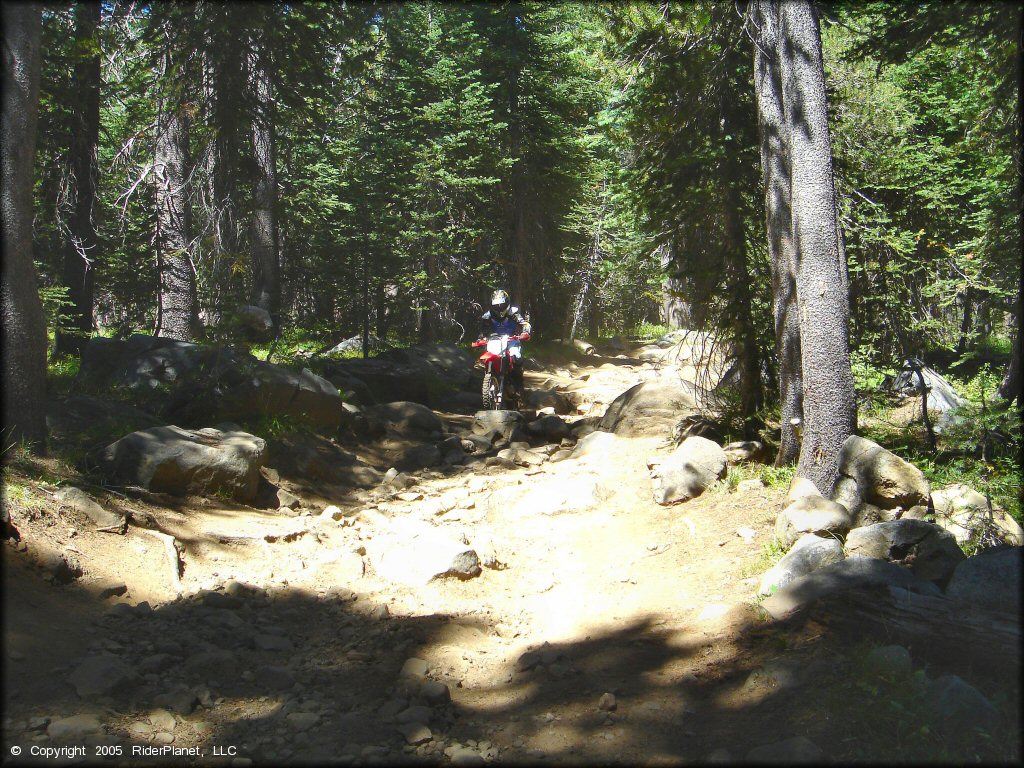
top-left (800, 584), bottom-right (1020, 677)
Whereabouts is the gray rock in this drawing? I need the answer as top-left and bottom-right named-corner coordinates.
top-left (397, 722), bottom-right (432, 745)
top-left (396, 444), bottom-right (442, 472)
top-left (931, 483), bottom-right (1024, 546)
top-left (761, 556), bottom-right (943, 620)
top-left (233, 304), bottom-right (272, 339)
top-left (526, 414), bottom-right (571, 441)
top-left (775, 496), bottom-right (853, 549)
top-left (401, 657), bottom-right (429, 680)
top-left (100, 425), bottom-right (266, 502)
top-left (286, 712), bottom-right (320, 732)
top-left (68, 655), bottom-right (141, 698)
top-left (182, 649), bottom-right (237, 679)
top-left (472, 410), bottom-right (523, 439)
top-left (945, 546), bottom-right (1022, 612)
top-left (419, 680), bottom-right (450, 705)
top-left (396, 705), bottom-right (433, 724)
top-left (47, 714), bottom-right (103, 739)
top-left (758, 534), bottom-right (846, 595)
top-left (524, 389), bottom-right (572, 415)
top-left (863, 645), bottom-right (912, 680)
top-left (838, 435), bottom-right (930, 510)
top-left (152, 689), bottom-right (198, 714)
top-left (597, 692), bottom-right (617, 711)
top-left (744, 736), bottom-right (824, 763)
top-left (845, 519), bottom-right (965, 584)
top-left (368, 401), bottom-right (443, 436)
top-left (722, 440), bottom-right (765, 464)
top-left (256, 665), bottom-right (295, 690)
top-left (53, 487), bottom-right (126, 531)
top-left (892, 363), bottom-right (966, 416)
top-left (650, 436), bottom-right (727, 505)
top-left (599, 379), bottom-right (702, 438)
top-left (496, 447), bottom-right (545, 467)
top-left (371, 519), bottom-right (480, 585)
top-left (276, 488), bottom-right (301, 510)
top-left (926, 674), bottom-right (1001, 733)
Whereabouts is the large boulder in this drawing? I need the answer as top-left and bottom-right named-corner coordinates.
top-left (845, 519), bottom-right (965, 585)
top-left (599, 379), bottom-right (702, 438)
top-left (318, 357), bottom-right (432, 405)
top-left (367, 401), bottom-right (443, 436)
top-left (891, 362), bottom-right (966, 417)
top-left (526, 414), bottom-right (571, 441)
top-left (100, 425), bottom-right (266, 502)
top-left (837, 435), bottom-right (930, 511)
top-left (758, 534), bottom-right (846, 596)
top-left (775, 496), bottom-right (852, 549)
top-left (215, 361), bottom-right (343, 431)
top-left (472, 410), bottom-right (523, 439)
top-left (944, 546), bottom-right (1021, 612)
top-left (80, 335), bottom-right (345, 431)
top-left (930, 483), bottom-right (1024, 547)
top-left (80, 334), bottom-right (206, 390)
top-left (761, 556), bottom-right (944, 620)
top-left (649, 436), bottom-right (727, 505)
top-left (236, 305), bottom-right (274, 339)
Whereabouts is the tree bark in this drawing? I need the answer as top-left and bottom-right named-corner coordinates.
top-left (248, 30), bottom-right (281, 331)
top-left (54, 1), bottom-right (101, 358)
top-left (154, 38), bottom-right (197, 342)
top-left (750, 0), bottom-right (803, 466)
top-left (720, 79), bottom-right (764, 441)
top-left (778, 0), bottom-right (856, 495)
top-left (1, 2), bottom-right (47, 450)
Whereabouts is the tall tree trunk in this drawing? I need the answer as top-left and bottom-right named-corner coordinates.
top-left (205, 24), bottom-right (244, 325)
top-left (154, 41), bottom-right (197, 342)
top-left (54, 1), bottom-right (100, 358)
top-left (2, 2), bottom-right (47, 450)
top-left (721, 88), bottom-right (764, 441)
top-left (778, 0), bottom-right (856, 495)
top-left (750, 0), bottom-right (803, 466)
top-left (248, 31), bottom-right (281, 330)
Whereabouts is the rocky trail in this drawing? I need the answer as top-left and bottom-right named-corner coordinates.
top-left (2, 337), bottom-right (1020, 766)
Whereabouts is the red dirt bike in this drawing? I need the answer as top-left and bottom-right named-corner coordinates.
top-left (471, 333), bottom-right (529, 410)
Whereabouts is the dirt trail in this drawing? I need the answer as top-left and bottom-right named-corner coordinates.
top-left (3, 351), bottom-right (980, 765)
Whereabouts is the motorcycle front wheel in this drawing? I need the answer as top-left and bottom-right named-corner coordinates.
top-left (482, 372), bottom-right (499, 410)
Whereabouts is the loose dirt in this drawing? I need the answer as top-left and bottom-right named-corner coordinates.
top-left (2, 352), bottom-right (1018, 766)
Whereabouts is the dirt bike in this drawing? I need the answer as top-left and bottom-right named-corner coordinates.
top-left (471, 333), bottom-right (529, 410)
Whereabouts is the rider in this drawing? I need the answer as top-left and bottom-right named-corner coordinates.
top-left (479, 289), bottom-right (532, 395)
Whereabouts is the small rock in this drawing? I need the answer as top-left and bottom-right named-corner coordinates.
top-left (287, 712), bottom-right (320, 732)
top-left (148, 709), bottom-right (176, 731)
top-left (397, 721), bottom-right (432, 745)
top-left (419, 680), bottom-right (450, 705)
top-left (863, 645), bottom-right (913, 681)
top-left (598, 692), bottom-right (617, 712)
top-left (47, 714), bottom-right (103, 739)
top-left (397, 705), bottom-right (433, 724)
top-left (401, 658), bottom-right (429, 681)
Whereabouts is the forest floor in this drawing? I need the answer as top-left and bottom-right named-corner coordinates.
top-left (2, 348), bottom-right (1020, 766)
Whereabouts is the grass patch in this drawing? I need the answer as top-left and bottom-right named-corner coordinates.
top-left (823, 641), bottom-right (1020, 763)
top-left (740, 537), bottom-right (786, 580)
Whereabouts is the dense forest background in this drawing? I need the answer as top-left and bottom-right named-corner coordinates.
top-left (14, 0), bottom-right (1023, 463)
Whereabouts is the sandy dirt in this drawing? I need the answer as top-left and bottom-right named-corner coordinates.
top-left (2, 352), bottom-right (1018, 766)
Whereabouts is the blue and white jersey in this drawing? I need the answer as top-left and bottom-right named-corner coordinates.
top-left (481, 306), bottom-right (531, 337)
